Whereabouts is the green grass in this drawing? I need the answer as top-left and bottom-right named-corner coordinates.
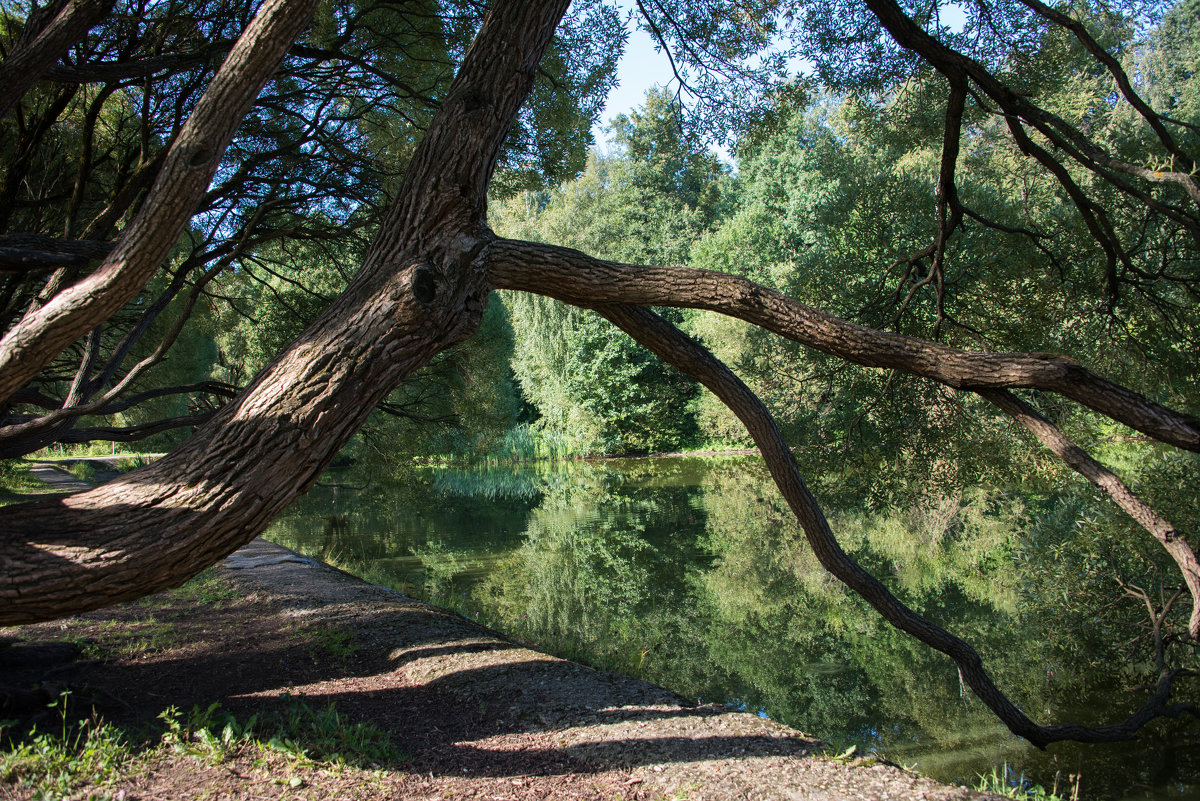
top-left (64, 617), bottom-right (180, 659)
top-left (165, 567), bottom-right (242, 606)
top-left (974, 764), bottom-right (1078, 801)
top-left (308, 627), bottom-right (359, 658)
top-left (131, 567), bottom-right (242, 611)
top-left (284, 623), bottom-right (361, 659)
top-left (2, 693), bottom-right (406, 799)
top-left (160, 699), bottom-right (405, 769)
top-left (0, 460), bottom-right (50, 503)
top-left (63, 460), bottom-right (98, 483)
top-left (0, 693), bottom-right (132, 800)
top-left (116, 454), bottom-right (153, 472)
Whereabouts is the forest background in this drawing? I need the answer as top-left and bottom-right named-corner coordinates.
top-left (1, 0), bottom-right (1198, 755)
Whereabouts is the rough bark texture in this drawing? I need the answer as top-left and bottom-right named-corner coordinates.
top-left (0, 0), bottom-right (112, 117)
top-left (485, 239), bottom-right (1200, 450)
top-left (0, 0), bottom-right (1195, 750)
top-left (0, 0), bottom-right (571, 624)
top-left (0, 0), bottom-right (318, 406)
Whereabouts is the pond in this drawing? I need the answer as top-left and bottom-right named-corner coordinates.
top-left (264, 455), bottom-right (1199, 800)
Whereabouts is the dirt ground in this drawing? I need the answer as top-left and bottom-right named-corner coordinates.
top-left (2, 469), bottom-right (998, 800)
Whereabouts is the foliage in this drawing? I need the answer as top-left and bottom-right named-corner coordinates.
top-left (0, 693), bottom-right (130, 800)
top-left (492, 90), bottom-right (736, 455)
top-left (687, 23), bottom-right (1200, 496)
top-left (160, 699), bottom-right (404, 769)
top-left (974, 764), bottom-right (1079, 801)
top-left (0, 459), bottom-right (43, 498)
top-left (0, 0), bottom-right (620, 456)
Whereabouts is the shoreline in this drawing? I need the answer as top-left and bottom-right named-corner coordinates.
top-left (5, 463), bottom-right (997, 799)
top-left (217, 537), bottom-right (993, 800)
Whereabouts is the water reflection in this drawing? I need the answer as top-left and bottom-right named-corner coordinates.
top-left (265, 456), bottom-right (1199, 800)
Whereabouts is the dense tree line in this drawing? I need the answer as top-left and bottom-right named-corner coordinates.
top-left (0, 0), bottom-right (1197, 747)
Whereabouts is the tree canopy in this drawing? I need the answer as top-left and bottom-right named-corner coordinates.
top-left (0, 0), bottom-right (1198, 748)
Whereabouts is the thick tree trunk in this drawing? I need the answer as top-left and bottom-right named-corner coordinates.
top-left (0, 0), bottom-right (1194, 750)
top-left (0, 0), bottom-right (572, 625)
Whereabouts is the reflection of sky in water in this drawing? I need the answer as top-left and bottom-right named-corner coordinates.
top-left (266, 456), bottom-right (1200, 801)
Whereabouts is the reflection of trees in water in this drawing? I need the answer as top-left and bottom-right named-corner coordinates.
top-left (268, 465), bottom-right (534, 597)
top-left (703, 463), bottom-right (1198, 793)
top-left (269, 458), bottom-right (1197, 796)
top-left (472, 458), bottom-right (1197, 795)
top-left (473, 459), bottom-right (710, 681)
top-left (319, 515), bottom-right (348, 563)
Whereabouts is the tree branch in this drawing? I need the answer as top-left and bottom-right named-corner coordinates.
top-left (598, 302), bottom-right (1196, 747)
top-left (0, 0), bottom-right (112, 117)
top-left (979, 388), bottom-right (1200, 640)
top-left (485, 239), bottom-right (1200, 450)
top-left (0, 0), bottom-right (321, 406)
top-left (0, 235), bottom-right (112, 273)
top-left (0, 0), bottom-right (574, 625)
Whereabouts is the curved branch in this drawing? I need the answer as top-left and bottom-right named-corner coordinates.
top-left (1012, 0), bottom-right (1194, 173)
top-left (979, 388), bottom-right (1200, 640)
top-left (0, 380), bottom-right (237, 458)
top-left (598, 302), bottom-right (1196, 747)
top-left (40, 41), bottom-right (234, 84)
top-left (0, 0), bottom-right (112, 117)
top-left (0, 0), bottom-right (321, 406)
top-left (0, 236), bottom-right (113, 273)
top-left (862, 0), bottom-right (1200, 223)
top-left (485, 239), bottom-right (1200, 450)
top-left (47, 410), bottom-right (218, 445)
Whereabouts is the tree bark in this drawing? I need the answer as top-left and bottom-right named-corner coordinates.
top-left (979, 388), bottom-right (1200, 640)
top-left (598, 303), bottom-right (1197, 746)
top-left (0, 0), bottom-right (572, 625)
top-left (0, 0), bottom-right (320, 407)
top-left (485, 239), bottom-right (1200, 451)
top-left (0, 0), bottom-right (112, 118)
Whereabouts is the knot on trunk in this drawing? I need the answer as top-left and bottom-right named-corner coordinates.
top-left (411, 264), bottom-right (439, 306)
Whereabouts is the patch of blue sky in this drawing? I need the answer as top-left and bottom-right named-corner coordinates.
top-left (592, 0), bottom-right (969, 160)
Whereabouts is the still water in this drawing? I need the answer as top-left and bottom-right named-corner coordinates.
top-left (264, 455), bottom-right (1199, 800)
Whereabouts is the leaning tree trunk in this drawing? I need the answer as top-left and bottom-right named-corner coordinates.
top-left (0, 0), bottom-right (571, 623)
top-left (2, 0), bottom-right (1196, 750)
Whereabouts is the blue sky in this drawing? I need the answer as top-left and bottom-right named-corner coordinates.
top-left (590, 2), bottom-right (969, 156)
top-left (591, 8), bottom-right (675, 153)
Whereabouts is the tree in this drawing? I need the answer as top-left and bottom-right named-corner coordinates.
top-left (0, 0), bottom-right (614, 456)
top-left (1, 0), bottom-right (1197, 748)
top-left (494, 90), bottom-right (727, 454)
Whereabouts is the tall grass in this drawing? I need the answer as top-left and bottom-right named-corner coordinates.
top-left (0, 460), bottom-right (45, 497)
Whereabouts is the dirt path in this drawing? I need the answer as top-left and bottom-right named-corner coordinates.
top-left (220, 539), bottom-right (998, 800)
top-left (2, 468), bottom-right (998, 800)
top-left (25, 462), bottom-right (95, 493)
